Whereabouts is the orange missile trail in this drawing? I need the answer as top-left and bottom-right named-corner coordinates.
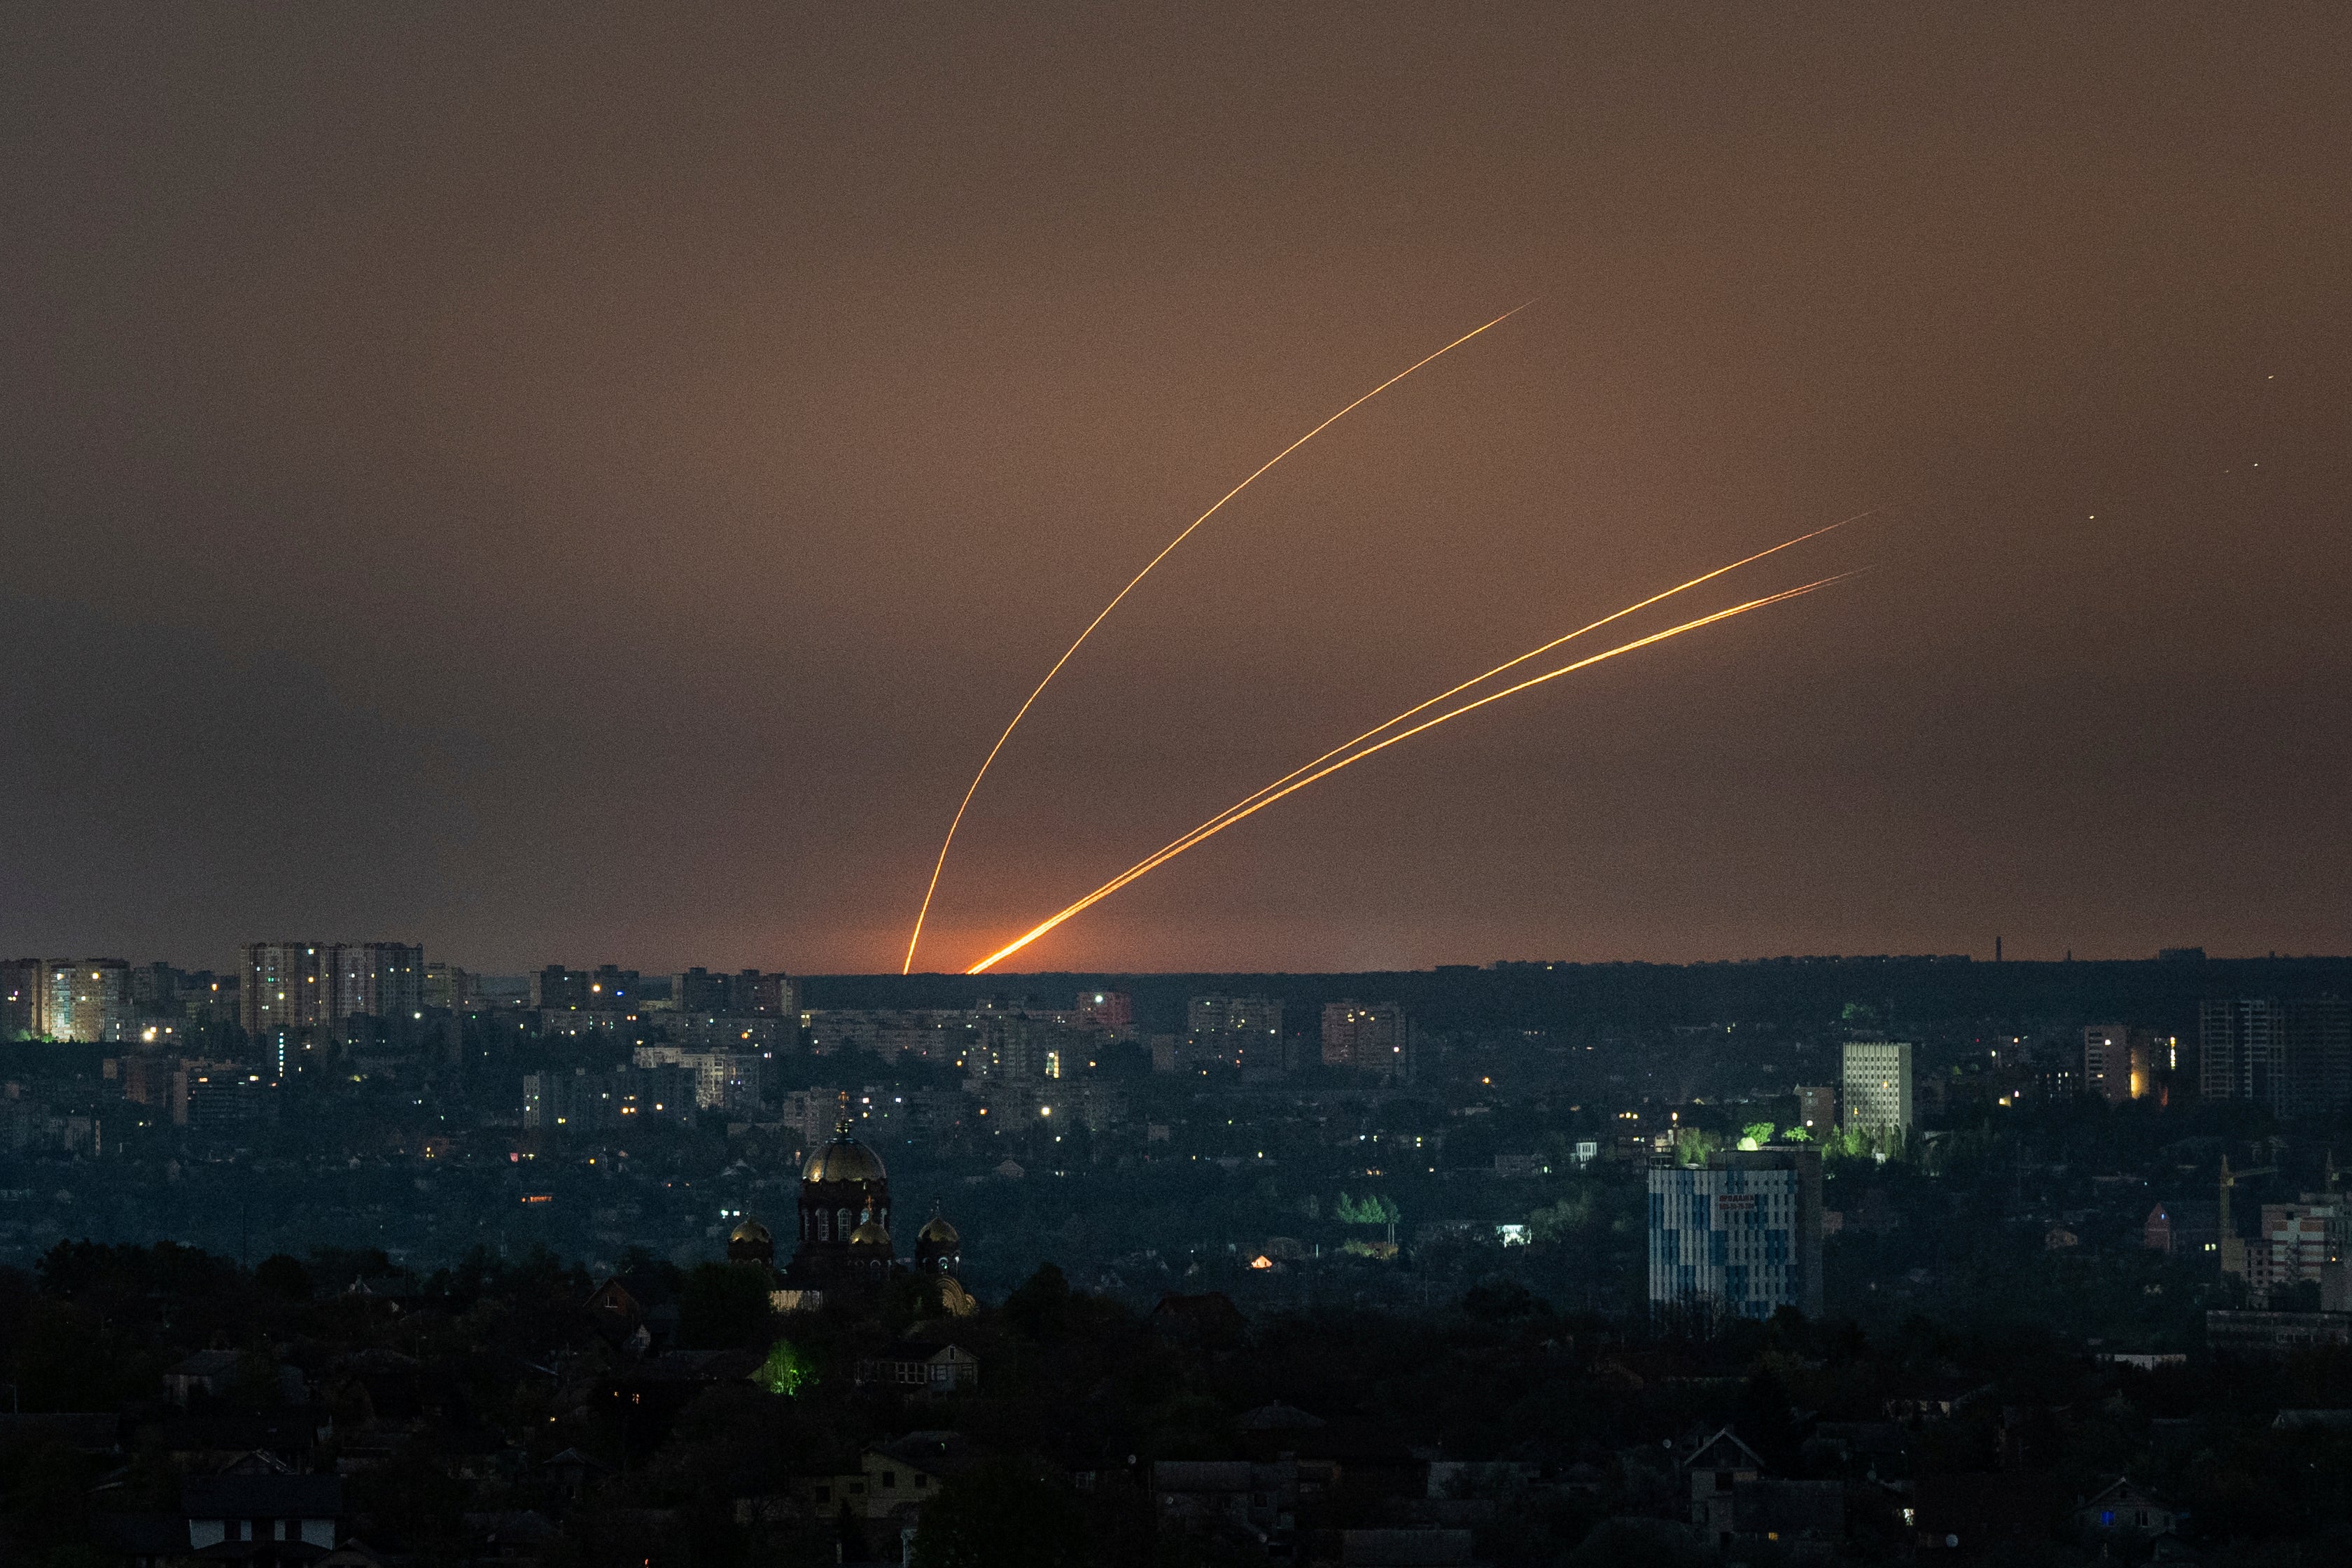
top-left (1102, 512), bottom-right (1872, 878)
top-left (965, 514), bottom-right (1876, 972)
top-left (965, 573), bottom-right (1858, 974)
top-left (900, 302), bottom-right (1534, 974)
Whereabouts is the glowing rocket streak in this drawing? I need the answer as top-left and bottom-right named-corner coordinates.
top-left (965, 573), bottom-right (1857, 974)
top-left (968, 575), bottom-right (1852, 974)
top-left (966, 516), bottom-right (1872, 972)
top-left (1112, 512), bottom-right (1871, 876)
top-left (901, 303), bottom-right (1534, 974)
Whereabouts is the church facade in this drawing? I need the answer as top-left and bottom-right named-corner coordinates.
top-left (735, 1098), bottom-right (968, 1314)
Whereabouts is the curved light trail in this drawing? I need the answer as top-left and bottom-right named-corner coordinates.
top-left (1098, 512), bottom-right (1872, 890)
top-left (902, 303), bottom-right (1534, 973)
top-left (965, 572), bottom-right (1859, 974)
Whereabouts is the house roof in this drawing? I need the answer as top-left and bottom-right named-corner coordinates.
top-left (587, 1279), bottom-right (645, 1319)
top-left (463, 1510), bottom-right (561, 1545)
top-left (2080, 1476), bottom-right (2171, 1512)
top-left (1682, 1426), bottom-right (1767, 1474)
top-left (183, 1474), bottom-right (344, 1517)
top-left (542, 1447), bottom-right (611, 1473)
top-left (1238, 1402), bottom-right (1326, 1432)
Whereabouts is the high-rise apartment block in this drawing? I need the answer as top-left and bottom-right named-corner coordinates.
top-left (1074, 990), bottom-right (1134, 1037)
top-left (1322, 1000), bottom-right (1413, 1079)
top-left (531, 966), bottom-right (591, 1011)
top-left (585, 965), bottom-right (641, 1009)
top-left (1185, 995), bottom-right (1285, 1074)
top-left (127, 962), bottom-right (181, 1016)
top-left (629, 1045), bottom-right (771, 1114)
top-left (2083, 1023), bottom-right (2166, 1105)
top-left (672, 967), bottom-right (791, 1016)
top-left (52, 960), bottom-right (132, 1042)
top-left (3, 960), bottom-right (42, 1040)
top-left (2244, 1196), bottom-right (2349, 1306)
top-left (424, 963), bottom-right (472, 1011)
top-left (1189, 995), bottom-right (1283, 1040)
top-left (1648, 1147), bottom-right (1825, 1321)
top-left (337, 944), bottom-right (424, 1026)
top-left (2199, 998), bottom-right (2351, 1118)
top-left (738, 970), bottom-right (793, 1016)
top-left (8, 960), bottom-right (134, 1042)
top-left (241, 941), bottom-right (423, 1043)
top-left (1841, 1040), bottom-right (1914, 1136)
top-left (957, 1006), bottom-right (1074, 1084)
top-left (524, 1064), bottom-right (696, 1130)
top-left (241, 944), bottom-right (334, 1037)
top-left (172, 1062), bottom-right (279, 1132)
top-left (675, 967), bottom-right (729, 1012)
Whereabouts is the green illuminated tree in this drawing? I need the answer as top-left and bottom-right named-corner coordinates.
top-left (1674, 1128), bottom-right (1722, 1167)
top-left (755, 1338), bottom-right (811, 1396)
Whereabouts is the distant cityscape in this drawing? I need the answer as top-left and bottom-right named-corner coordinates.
top-left (6, 946), bottom-right (2348, 1310)
top-left (6, 944), bottom-right (2352, 1562)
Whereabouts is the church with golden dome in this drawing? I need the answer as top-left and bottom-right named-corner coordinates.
top-left (735, 1095), bottom-right (970, 1314)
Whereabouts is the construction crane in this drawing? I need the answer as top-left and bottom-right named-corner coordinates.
top-left (2218, 1154), bottom-right (2278, 1279)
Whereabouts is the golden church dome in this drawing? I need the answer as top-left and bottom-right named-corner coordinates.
top-left (802, 1137), bottom-right (887, 1183)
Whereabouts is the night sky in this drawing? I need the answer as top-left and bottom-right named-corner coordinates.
top-left (4, 6), bottom-right (2348, 975)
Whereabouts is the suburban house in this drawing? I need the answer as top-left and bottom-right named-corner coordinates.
top-left (2074, 1478), bottom-right (2178, 1543)
top-left (92, 1470), bottom-right (344, 1567)
top-left (802, 1430), bottom-right (969, 1529)
top-left (1681, 1427), bottom-right (1767, 1547)
top-left (850, 1343), bottom-right (980, 1394)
